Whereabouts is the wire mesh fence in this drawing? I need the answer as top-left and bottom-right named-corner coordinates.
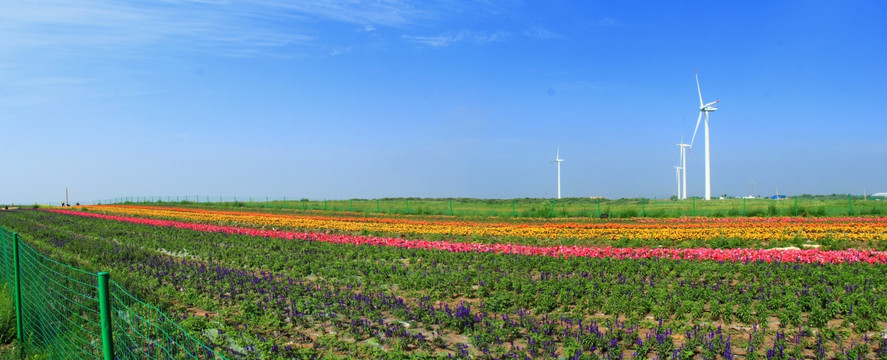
top-left (0, 225), bottom-right (226, 359)
top-left (17, 240), bottom-right (102, 358)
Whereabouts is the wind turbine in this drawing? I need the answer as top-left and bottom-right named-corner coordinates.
top-left (677, 142), bottom-right (690, 199)
top-left (553, 147), bottom-right (564, 199)
top-left (689, 70), bottom-right (719, 200)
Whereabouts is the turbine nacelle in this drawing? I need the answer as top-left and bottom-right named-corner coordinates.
top-left (701, 100), bottom-right (719, 111)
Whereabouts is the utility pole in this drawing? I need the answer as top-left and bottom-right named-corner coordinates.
top-left (66, 188), bottom-right (69, 206)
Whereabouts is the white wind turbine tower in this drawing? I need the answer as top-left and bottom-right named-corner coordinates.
top-left (677, 142), bottom-right (690, 199)
top-left (553, 147), bottom-right (564, 199)
top-left (674, 165), bottom-right (682, 199)
top-left (689, 70), bottom-right (719, 200)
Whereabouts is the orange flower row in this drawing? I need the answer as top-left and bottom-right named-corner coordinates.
top-left (81, 205), bottom-right (887, 243)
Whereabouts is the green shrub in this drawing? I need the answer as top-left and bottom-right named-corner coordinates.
top-left (0, 286), bottom-right (15, 345)
top-left (617, 209), bottom-right (638, 218)
top-left (746, 209), bottom-right (765, 217)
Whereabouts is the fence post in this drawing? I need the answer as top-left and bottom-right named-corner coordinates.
top-left (449, 200), bottom-right (453, 216)
top-left (550, 200), bottom-right (555, 217)
top-left (12, 233), bottom-right (23, 342)
top-left (377, 199), bottom-right (381, 213)
top-left (323, 199), bottom-right (327, 211)
top-left (794, 197), bottom-right (798, 216)
top-left (692, 198), bottom-right (696, 216)
top-left (848, 194), bottom-right (853, 216)
top-left (97, 272), bottom-right (114, 360)
top-left (283, 196), bottom-right (287, 209)
top-left (597, 199), bottom-right (601, 218)
top-left (406, 199), bottom-right (410, 214)
top-left (743, 198), bottom-right (747, 217)
top-left (642, 198), bottom-right (646, 217)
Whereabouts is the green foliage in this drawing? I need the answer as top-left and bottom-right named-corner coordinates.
top-left (616, 209), bottom-right (637, 218)
top-left (0, 286), bottom-right (15, 345)
top-left (1, 209), bottom-right (886, 358)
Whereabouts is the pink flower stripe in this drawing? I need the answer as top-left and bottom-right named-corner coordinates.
top-left (47, 209), bottom-right (887, 265)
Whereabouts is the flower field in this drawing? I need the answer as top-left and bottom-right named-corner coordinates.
top-left (46, 209), bottom-right (887, 265)
top-left (81, 205), bottom-right (887, 248)
top-left (1, 207), bottom-right (886, 359)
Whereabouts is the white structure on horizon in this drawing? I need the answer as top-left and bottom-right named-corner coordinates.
top-left (690, 70), bottom-right (719, 200)
top-left (674, 165), bottom-right (682, 199)
top-left (553, 147), bottom-right (564, 199)
top-left (677, 142), bottom-right (690, 199)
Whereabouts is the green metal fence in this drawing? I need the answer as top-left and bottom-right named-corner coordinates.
top-left (0, 225), bottom-right (226, 359)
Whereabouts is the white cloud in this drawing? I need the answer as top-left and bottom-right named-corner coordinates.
top-left (402, 30), bottom-right (506, 48)
top-left (328, 47), bottom-right (353, 56)
top-left (597, 17), bottom-right (619, 27)
top-left (0, 1), bottom-right (320, 59)
top-left (0, 1), bottom-right (520, 59)
top-left (524, 26), bottom-right (559, 39)
top-left (254, 0), bottom-right (430, 27)
top-left (474, 31), bottom-right (506, 43)
top-left (402, 34), bottom-right (455, 47)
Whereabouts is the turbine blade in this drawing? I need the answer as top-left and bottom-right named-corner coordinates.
top-left (695, 70), bottom-right (704, 107)
top-left (690, 111), bottom-right (703, 148)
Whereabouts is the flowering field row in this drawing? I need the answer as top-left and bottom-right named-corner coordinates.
top-left (50, 209), bottom-right (887, 264)
top-left (7, 209), bottom-right (887, 359)
top-left (79, 204), bottom-right (887, 244)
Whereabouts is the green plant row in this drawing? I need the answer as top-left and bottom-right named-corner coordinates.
top-left (1, 210), bottom-right (886, 359)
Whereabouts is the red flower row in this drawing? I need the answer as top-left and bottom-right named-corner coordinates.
top-left (47, 209), bottom-right (887, 264)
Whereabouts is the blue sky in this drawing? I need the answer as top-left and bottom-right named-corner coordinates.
top-left (1, 1), bottom-right (885, 204)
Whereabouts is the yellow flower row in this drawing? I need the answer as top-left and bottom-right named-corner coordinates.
top-left (81, 205), bottom-right (887, 243)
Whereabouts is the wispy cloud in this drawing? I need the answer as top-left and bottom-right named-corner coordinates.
top-left (327, 46), bottom-right (353, 57)
top-left (596, 17), bottom-right (619, 27)
top-left (0, 0), bottom-right (464, 60)
top-left (402, 30), bottom-right (507, 48)
top-left (255, 0), bottom-right (431, 27)
top-left (523, 26), bottom-right (559, 39)
top-left (0, 1), bottom-right (323, 59)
